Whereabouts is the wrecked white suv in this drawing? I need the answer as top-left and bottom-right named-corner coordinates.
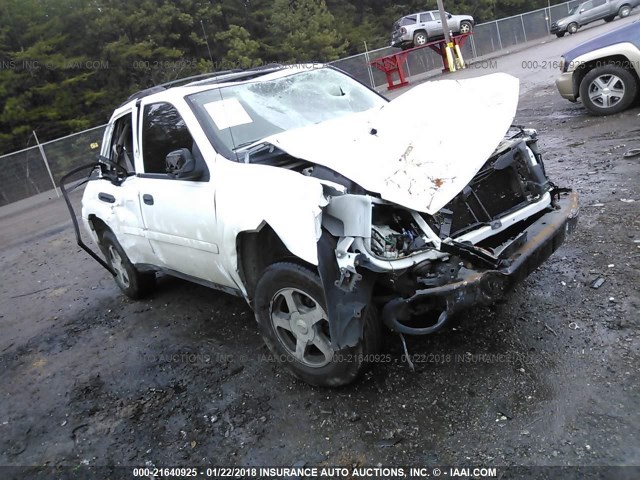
top-left (62, 65), bottom-right (579, 387)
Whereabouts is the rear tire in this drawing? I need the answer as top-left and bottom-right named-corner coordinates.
top-left (254, 262), bottom-right (381, 387)
top-left (619, 5), bottom-right (631, 18)
top-left (579, 65), bottom-right (638, 116)
top-left (100, 230), bottom-right (155, 299)
top-left (413, 31), bottom-right (429, 47)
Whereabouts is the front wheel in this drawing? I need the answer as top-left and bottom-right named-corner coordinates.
top-left (556, 32), bottom-right (566, 38)
top-left (619, 5), bottom-right (631, 18)
top-left (567, 22), bottom-right (578, 34)
top-left (254, 262), bottom-right (381, 387)
top-left (604, 15), bottom-right (615, 22)
top-left (579, 65), bottom-right (638, 116)
top-left (100, 230), bottom-right (155, 299)
top-left (459, 21), bottom-right (473, 34)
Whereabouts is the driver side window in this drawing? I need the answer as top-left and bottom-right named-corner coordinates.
top-left (141, 102), bottom-right (207, 180)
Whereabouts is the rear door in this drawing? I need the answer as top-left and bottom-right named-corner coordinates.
top-left (136, 100), bottom-right (223, 283)
top-left (95, 111), bottom-right (155, 264)
top-left (427, 11), bottom-right (443, 37)
top-left (586, 0), bottom-right (609, 21)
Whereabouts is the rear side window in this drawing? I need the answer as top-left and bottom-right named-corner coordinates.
top-left (400, 15), bottom-right (417, 26)
top-left (109, 113), bottom-right (134, 173)
top-left (141, 102), bottom-right (195, 174)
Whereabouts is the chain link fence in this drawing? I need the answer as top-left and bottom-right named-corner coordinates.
top-left (330, 0), bottom-right (585, 88)
top-left (0, 125), bottom-right (106, 207)
top-left (0, 0), bottom-right (614, 207)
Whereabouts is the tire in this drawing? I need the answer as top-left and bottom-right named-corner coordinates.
top-left (254, 262), bottom-right (381, 387)
top-left (459, 21), bottom-right (473, 34)
top-left (567, 22), bottom-right (578, 34)
top-left (619, 5), bottom-right (631, 18)
top-left (604, 15), bottom-right (615, 22)
top-left (579, 65), bottom-right (638, 116)
top-left (100, 230), bottom-right (155, 299)
top-left (413, 31), bottom-right (429, 47)
top-left (556, 32), bottom-right (566, 38)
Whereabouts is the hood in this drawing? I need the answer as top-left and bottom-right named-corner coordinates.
top-left (262, 73), bottom-right (520, 215)
top-left (563, 21), bottom-right (640, 65)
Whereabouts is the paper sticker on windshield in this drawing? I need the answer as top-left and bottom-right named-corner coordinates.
top-left (204, 98), bottom-right (252, 130)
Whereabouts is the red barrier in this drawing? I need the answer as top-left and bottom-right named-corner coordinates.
top-left (369, 33), bottom-right (472, 91)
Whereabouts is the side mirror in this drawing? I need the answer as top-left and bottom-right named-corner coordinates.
top-left (579, 8), bottom-right (585, 13)
top-left (165, 148), bottom-right (203, 180)
top-left (447, 13), bottom-right (452, 19)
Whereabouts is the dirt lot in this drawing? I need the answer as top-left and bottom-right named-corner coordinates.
top-left (1, 38), bottom-right (639, 476)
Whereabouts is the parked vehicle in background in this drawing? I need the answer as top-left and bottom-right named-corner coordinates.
top-left (551, 0), bottom-right (639, 37)
top-left (391, 11), bottom-right (474, 49)
top-left (556, 20), bottom-right (640, 115)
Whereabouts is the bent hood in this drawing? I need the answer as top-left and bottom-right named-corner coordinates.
top-left (262, 72), bottom-right (520, 215)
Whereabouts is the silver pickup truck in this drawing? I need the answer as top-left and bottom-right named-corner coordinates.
top-left (551, 0), bottom-right (639, 37)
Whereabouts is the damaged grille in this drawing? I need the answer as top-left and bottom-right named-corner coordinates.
top-left (433, 140), bottom-right (549, 238)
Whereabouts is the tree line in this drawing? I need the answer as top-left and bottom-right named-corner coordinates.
top-left (0, 0), bottom-right (557, 154)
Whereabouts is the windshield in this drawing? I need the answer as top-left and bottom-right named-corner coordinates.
top-left (187, 67), bottom-right (386, 160)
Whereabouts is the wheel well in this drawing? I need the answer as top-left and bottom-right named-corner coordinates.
top-left (236, 223), bottom-right (316, 303)
top-left (573, 55), bottom-right (639, 99)
top-left (88, 215), bottom-right (110, 243)
top-left (413, 29), bottom-right (427, 38)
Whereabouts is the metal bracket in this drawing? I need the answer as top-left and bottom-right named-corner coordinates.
top-left (334, 237), bottom-right (362, 292)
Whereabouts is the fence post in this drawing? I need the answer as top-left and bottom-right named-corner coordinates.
top-left (363, 41), bottom-right (376, 89)
top-left (33, 130), bottom-right (60, 198)
top-left (545, 7), bottom-right (551, 35)
top-left (470, 34), bottom-right (477, 59)
top-left (520, 14), bottom-right (527, 43)
top-left (496, 21), bottom-right (503, 50)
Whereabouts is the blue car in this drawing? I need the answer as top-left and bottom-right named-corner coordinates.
top-left (556, 20), bottom-right (640, 115)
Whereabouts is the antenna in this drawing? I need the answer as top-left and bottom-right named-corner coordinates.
top-left (200, 20), bottom-right (214, 65)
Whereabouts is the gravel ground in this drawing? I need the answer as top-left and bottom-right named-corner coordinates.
top-left (1, 30), bottom-right (639, 478)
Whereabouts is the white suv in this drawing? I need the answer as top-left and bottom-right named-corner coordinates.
top-left (63, 65), bottom-right (578, 387)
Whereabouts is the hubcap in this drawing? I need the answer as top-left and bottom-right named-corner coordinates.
top-left (269, 288), bottom-right (333, 368)
top-left (621, 7), bottom-right (630, 16)
top-left (588, 74), bottom-right (625, 109)
top-left (460, 24), bottom-right (470, 33)
top-left (108, 245), bottom-right (130, 288)
top-left (415, 34), bottom-right (427, 45)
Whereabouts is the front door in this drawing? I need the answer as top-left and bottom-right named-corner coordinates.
top-left (136, 100), bottom-right (222, 284)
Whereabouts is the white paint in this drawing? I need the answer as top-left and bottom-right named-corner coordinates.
top-left (262, 73), bottom-right (520, 214)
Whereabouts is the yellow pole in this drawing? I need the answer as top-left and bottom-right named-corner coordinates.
top-left (445, 44), bottom-right (456, 72)
top-left (454, 43), bottom-right (466, 69)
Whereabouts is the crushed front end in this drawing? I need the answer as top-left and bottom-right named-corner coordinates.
top-left (321, 128), bottom-right (579, 341)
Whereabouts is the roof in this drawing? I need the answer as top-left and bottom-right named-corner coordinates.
top-left (119, 64), bottom-right (285, 107)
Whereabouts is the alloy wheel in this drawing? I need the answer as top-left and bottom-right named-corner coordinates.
top-left (588, 74), bottom-right (626, 109)
top-left (269, 287), bottom-right (333, 368)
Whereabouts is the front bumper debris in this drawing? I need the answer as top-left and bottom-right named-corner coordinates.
top-left (382, 190), bottom-right (579, 335)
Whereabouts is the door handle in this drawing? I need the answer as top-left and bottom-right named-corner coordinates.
top-left (143, 194), bottom-right (154, 205)
top-left (98, 192), bottom-right (116, 204)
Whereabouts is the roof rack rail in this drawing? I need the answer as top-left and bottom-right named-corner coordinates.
top-left (184, 63), bottom-right (285, 87)
top-left (119, 64), bottom-right (286, 107)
